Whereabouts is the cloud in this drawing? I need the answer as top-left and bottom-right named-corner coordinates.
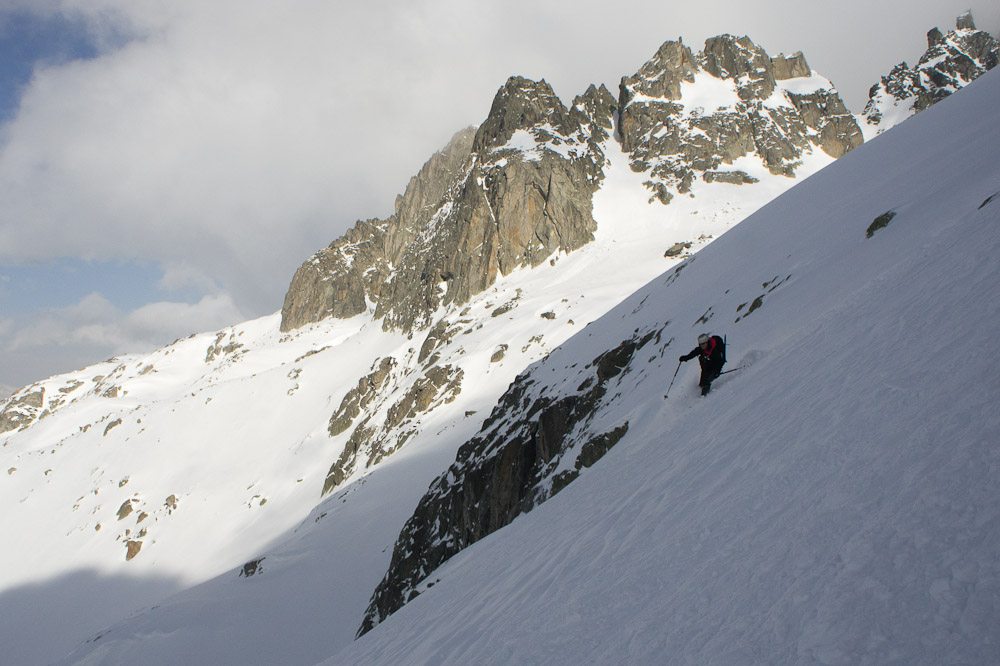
top-left (6, 291), bottom-right (242, 351)
top-left (1, 291), bottom-right (244, 386)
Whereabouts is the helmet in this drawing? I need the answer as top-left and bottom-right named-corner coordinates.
top-left (697, 333), bottom-right (710, 345)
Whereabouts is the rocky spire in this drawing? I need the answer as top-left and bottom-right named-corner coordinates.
top-left (861, 12), bottom-right (999, 137)
top-left (956, 11), bottom-right (976, 31)
top-left (281, 76), bottom-right (607, 335)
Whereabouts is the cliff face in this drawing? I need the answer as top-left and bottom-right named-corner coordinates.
top-left (281, 78), bottom-right (611, 334)
top-left (279, 126), bottom-right (478, 332)
top-left (358, 329), bottom-right (657, 635)
top-left (861, 12), bottom-right (999, 137)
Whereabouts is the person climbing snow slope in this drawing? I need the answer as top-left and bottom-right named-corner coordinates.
top-left (679, 333), bottom-right (725, 395)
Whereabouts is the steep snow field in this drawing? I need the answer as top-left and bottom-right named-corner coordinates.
top-left (330, 70), bottom-right (1000, 665)
top-left (0, 89), bottom-right (832, 666)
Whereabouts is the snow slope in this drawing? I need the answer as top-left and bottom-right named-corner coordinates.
top-left (331, 69), bottom-right (1000, 665)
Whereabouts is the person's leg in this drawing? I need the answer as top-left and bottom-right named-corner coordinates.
top-left (699, 369), bottom-right (720, 396)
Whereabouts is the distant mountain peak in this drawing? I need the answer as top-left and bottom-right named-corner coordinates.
top-left (861, 12), bottom-right (999, 138)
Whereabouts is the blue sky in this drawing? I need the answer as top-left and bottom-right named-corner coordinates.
top-left (0, 0), bottom-right (997, 389)
top-left (0, 11), bottom-right (96, 120)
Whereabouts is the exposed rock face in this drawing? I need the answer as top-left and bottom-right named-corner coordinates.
top-left (328, 357), bottom-right (397, 437)
top-left (0, 387), bottom-right (45, 434)
top-left (281, 126), bottom-right (477, 332)
top-left (358, 330), bottom-right (658, 635)
top-left (862, 13), bottom-right (999, 136)
top-left (375, 84), bottom-right (602, 333)
top-left (321, 362), bottom-right (465, 496)
top-left (281, 77), bottom-right (610, 334)
top-left (282, 35), bottom-right (859, 335)
top-left (618, 35), bottom-right (861, 203)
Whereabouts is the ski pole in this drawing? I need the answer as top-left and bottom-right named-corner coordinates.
top-left (664, 360), bottom-right (682, 399)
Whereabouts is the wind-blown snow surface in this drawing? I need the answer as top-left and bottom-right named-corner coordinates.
top-left (0, 91), bottom-right (830, 665)
top-left (331, 72), bottom-right (1000, 665)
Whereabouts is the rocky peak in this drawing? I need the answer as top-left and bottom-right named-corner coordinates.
top-left (701, 34), bottom-right (777, 100)
top-left (956, 11), bottom-right (976, 31)
top-left (373, 76), bottom-right (604, 333)
top-left (620, 39), bottom-right (698, 104)
top-left (771, 51), bottom-right (811, 81)
top-left (279, 127), bottom-right (477, 332)
top-left (571, 83), bottom-right (618, 144)
top-left (281, 75), bottom-right (607, 337)
top-left (618, 35), bottom-right (860, 203)
top-left (472, 76), bottom-right (580, 153)
top-left (861, 12), bottom-right (998, 137)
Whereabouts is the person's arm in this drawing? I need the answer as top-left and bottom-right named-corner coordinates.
top-left (679, 348), bottom-right (699, 362)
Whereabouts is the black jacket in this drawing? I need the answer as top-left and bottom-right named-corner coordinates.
top-left (681, 335), bottom-right (726, 376)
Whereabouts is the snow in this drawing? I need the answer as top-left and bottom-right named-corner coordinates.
top-left (678, 72), bottom-right (741, 112)
top-left (329, 70), bottom-right (1000, 665)
top-left (777, 72), bottom-right (834, 96)
top-left (497, 125), bottom-right (585, 162)
top-left (2, 63), bottom-right (996, 666)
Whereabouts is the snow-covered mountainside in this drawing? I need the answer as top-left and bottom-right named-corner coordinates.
top-left (860, 11), bottom-right (998, 139)
top-left (343, 66), bottom-right (1000, 666)
top-left (2, 26), bottom-right (997, 666)
top-left (1, 34), bottom-right (846, 666)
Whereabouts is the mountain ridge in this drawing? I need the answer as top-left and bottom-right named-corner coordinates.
top-left (278, 33), bottom-right (861, 338)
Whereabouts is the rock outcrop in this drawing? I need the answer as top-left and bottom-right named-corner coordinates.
top-left (861, 13), bottom-right (999, 136)
top-left (358, 329), bottom-right (661, 635)
top-left (618, 35), bottom-right (861, 204)
top-left (321, 361), bottom-right (464, 496)
top-left (281, 77), bottom-right (609, 334)
top-left (0, 387), bottom-right (45, 434)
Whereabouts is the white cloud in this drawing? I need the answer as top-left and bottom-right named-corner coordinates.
top-left (6, 291), bottom-right (242, 352)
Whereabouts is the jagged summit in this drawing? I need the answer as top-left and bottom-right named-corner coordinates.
top-left (281, 35), bottom-right (859, 335)
top-left (861, 12), bottom-right (998, 138)
top-left (619, 35), bottom-right (861, 204)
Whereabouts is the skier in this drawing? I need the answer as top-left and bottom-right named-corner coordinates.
top-left (679, 333), bottom-right (726, 395)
